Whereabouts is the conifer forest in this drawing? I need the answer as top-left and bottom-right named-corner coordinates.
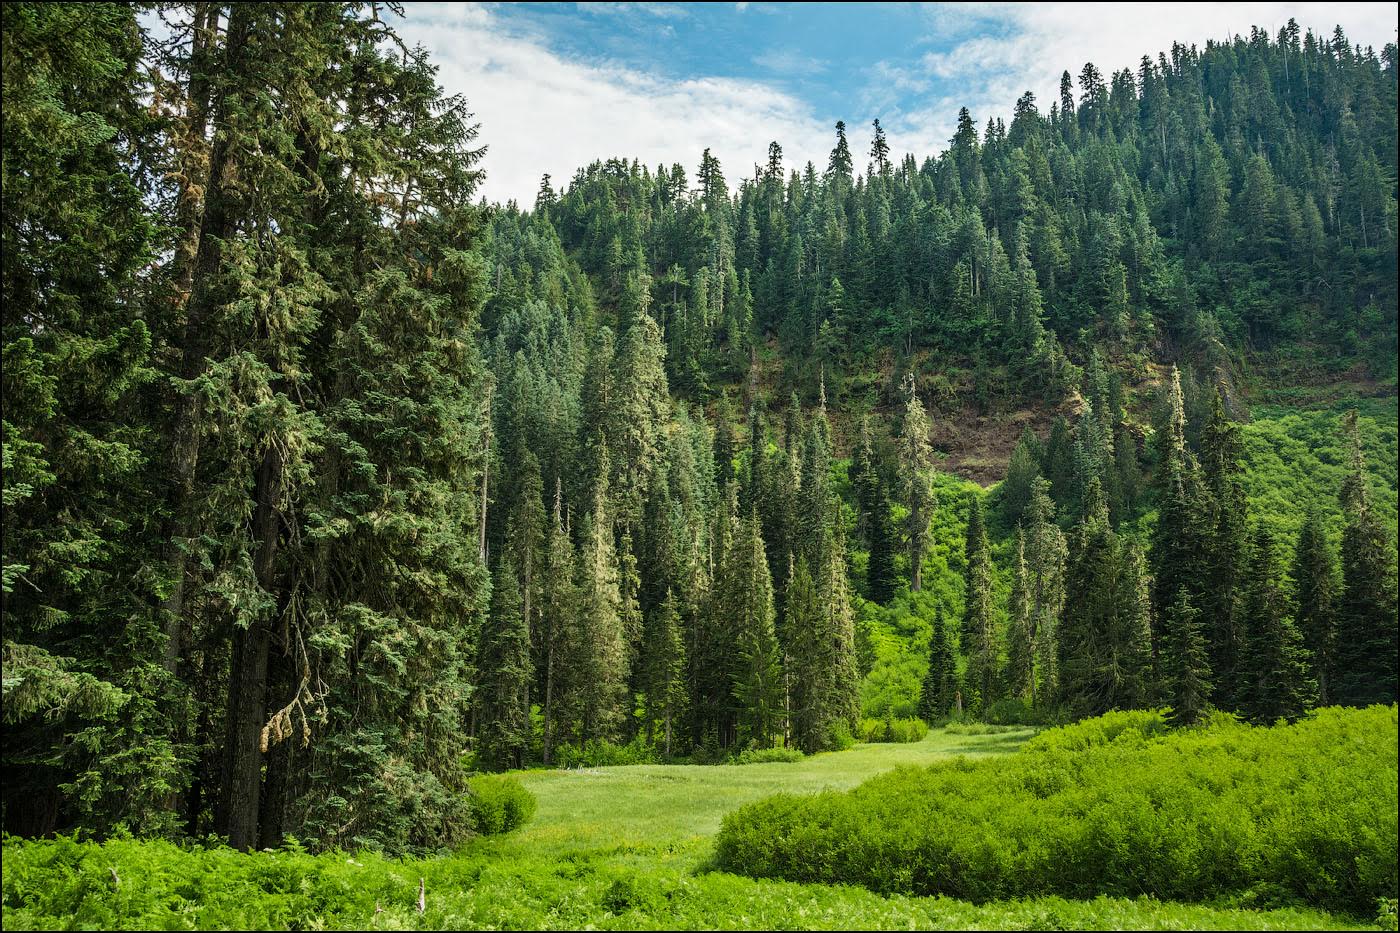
top-left (2, 3), bottom-right (1397, 930)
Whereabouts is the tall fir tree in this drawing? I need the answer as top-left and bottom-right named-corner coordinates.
top-left (1292, 512), bottom-right (1339, 706)
top-left (961, 496), bottom-right (998, 712)
top-left (1198, 388), bottom-right (1248, 709)
top-left (1334, 411), bottom-right (1399, 706)
top-left (641, 590), bottom-right (688, 755)
top-left (477, 554), bottom-right (533, 770)
top-left (1158, 591), bottom-right (1212, 727)
top-left (919, 607), bottom-right (958, 722)
top-left (1237, 525), bottom-right (1315, 723)
top-left (899, 375), bottom-right (937, 592)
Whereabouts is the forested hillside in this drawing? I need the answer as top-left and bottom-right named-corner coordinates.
top-left (2, 0), bottom-right (1396, 861)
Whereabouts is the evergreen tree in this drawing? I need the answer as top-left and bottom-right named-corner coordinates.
top-left (642, 590), bottom-right (688, 755)
top-left (1237, 526), bottom-right (1315, 723)
top-left (870, 118), bottom-right (891, 176)
top-left (1334, 411), bottom-right (1399, 706)
top-left (1000, 426), bottom-right (1043, 527)
top-left (962, 496), bottom-right (997, 712)
top-left (1020, 479), bottom-right (1066, 706)
top-left (1159, 591), bottom-right (1212, 727)
top-left (574, 446), bottom-right (629, 741)
top-left (540, 482), bottom-right (577, 765)
top-left (852, 417), bottom-right (896, 603)
top-left (1151, 368), bottom-right (1210, 647)
top-left (1198, 388), bottom-right (1248, 709)
top-left (918, 607), bottom-right (957, 722)
top-left (1292, 512), bottom-right (1339, 705)
top-left (899, 376), bottom-right (937, 591)
top-left (727, 508), bottom-right (784, 748)
top-left (477, 555), bottom-right (533, 770)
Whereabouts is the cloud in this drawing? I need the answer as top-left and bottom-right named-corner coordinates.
top-left (753, 48), bottom-right (830, 75)
top-left (400, 3), bottom-right (836, 204)
top-left (874, 2), bottom-right (1399, 161)
top-left (400, 2), bottom-right (1397, 204)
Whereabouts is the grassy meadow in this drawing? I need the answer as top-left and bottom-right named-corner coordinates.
top-left (4, 723), bottom-right (1387, 931)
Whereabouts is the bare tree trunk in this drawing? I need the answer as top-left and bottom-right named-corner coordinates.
top-left (219, 444), bottom-right (283, 850)
top-left (160, 1), bottom-right (221, 675)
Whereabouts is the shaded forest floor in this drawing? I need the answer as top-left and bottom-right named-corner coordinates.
top-left (3, 728), bottom-right (1381, 930)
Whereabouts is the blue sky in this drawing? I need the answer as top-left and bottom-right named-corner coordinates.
top-left (397, 2), bottom-right (1397, 205)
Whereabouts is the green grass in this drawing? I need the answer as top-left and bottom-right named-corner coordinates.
top-left (510, 728), bottom-right (1033, 854)
top-left (4, 727), bottom-right (1382, 930)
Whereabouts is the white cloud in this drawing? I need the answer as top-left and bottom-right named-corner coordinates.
top-left (400, 2), bottom-right (1397, 205)
top-left (876, 2), bottom-right (1399, 161)
top-left (400, 2), bottom-right (837, 205)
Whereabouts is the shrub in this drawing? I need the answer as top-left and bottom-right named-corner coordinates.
top-left (942, 721), bottom-right (1030, 735)
top-left (733, 747), bottom-right (805, 764)
top-left (982, 696), bottom-right (1065, 726)
top-left (716, 706), bottom-right (1399, 916)
top-left (1019, 708), bottom-right (1171, 753)
top-left (553, 738), bottom-right (658, 769)
top-left (857, 717), bottom-right (930, 743)
top-left (467, 775), bottom-right (536, 835)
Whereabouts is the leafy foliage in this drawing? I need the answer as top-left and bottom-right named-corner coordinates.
top-left (716, 707), bottom-right (1399, 916)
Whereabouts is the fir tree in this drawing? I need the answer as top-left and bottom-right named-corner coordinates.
top-left (1159, 592), bottom-right (1212, 727)
top-left (1293, 512), bottom-right (1339, 706)
top-left (540, 482), bottom-right (577, 765)
top-left (477, 554), bottom-right (533, 770)
top-left (642, 590), bottom-right (688, 755)
top-left (899, 375), bottom-right (937, 592)
top-left (918, 607), bottom-right (957, 722)
top-left (1334, 411), bottom-right (1399, 706)
top-left (962, 496), bottom-right (997, 712)
top-left (1236, 525), bottom-right (1314, 723)
top-left (727, 508), bottom-right (784, 748)
top-left (1198, 388), bottom-right (1248, 709)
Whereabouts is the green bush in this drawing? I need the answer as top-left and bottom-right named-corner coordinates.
top-left (1019, 708), bottom-right (1171, 753)
top-left (733, 746), bottom-right (806, 764)
top-left (943, 721), bottom-right (1031, 735)
top-left (716, 706), bottom-right (1399, 916)
top-left (982, 696), bottom-right (1066, 726)
top-left (857, 716), bottom-right (930, 743)
top-left (553, 737), bottom-right (659, 768)
top-left (467, 775), bottom-right (536, 835)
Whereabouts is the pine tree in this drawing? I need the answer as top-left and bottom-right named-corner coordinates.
top-left (1334, 411), bottom-right (1399, 706)
top-left (574, 446), bottom-right (629, 741)
top-left (1000, 426), bottom-right (1043, 527)
top-left (1293, 512), bottom-right (1339, 705)
top-left (540, 482), bottom-right (577, 765)
top-left (785, 556), bottom-right (823, 749)
top-left (852, 417), bottom-right (896, 603)
top-left (1005, 531), bottom-right (1034, 702)
top-left (1237, 526), bottom-right (1315, 723)
top-left (1, 0), bottom-right (178, 837)
top-left (962, 496), bottom-right (997, 712)
top-left (727, 508), bottom-right (784, 748)
top-left (827, 120), bottom-right (853, 181)
top-left (477, 554), bottom-right (533, 770)
top-left (870, 118), bottom-right (891, 176)
top-left (1159, 591), bottom-right (1212, 727)
top-left (899, 375), bottom-right (937, 592)
top-left (918, 607), bottom-right (957, 722)
top-left (1198, 388), bottom-right (1248, 709)
top-left (1021, 478), bottom-right (1066, 706)
top-left (642, 590), bottom-right (688, 755)
top-left (1151, 367), bottom-right (1210, 649)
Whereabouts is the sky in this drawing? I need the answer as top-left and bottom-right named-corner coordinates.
top-left (396, 2), bottom-right (1397, 205)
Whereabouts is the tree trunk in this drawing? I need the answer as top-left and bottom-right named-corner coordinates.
top-left (219, 444), bottom-right (284, 850)
top-left (162, 4), bottom-right (246, 673)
